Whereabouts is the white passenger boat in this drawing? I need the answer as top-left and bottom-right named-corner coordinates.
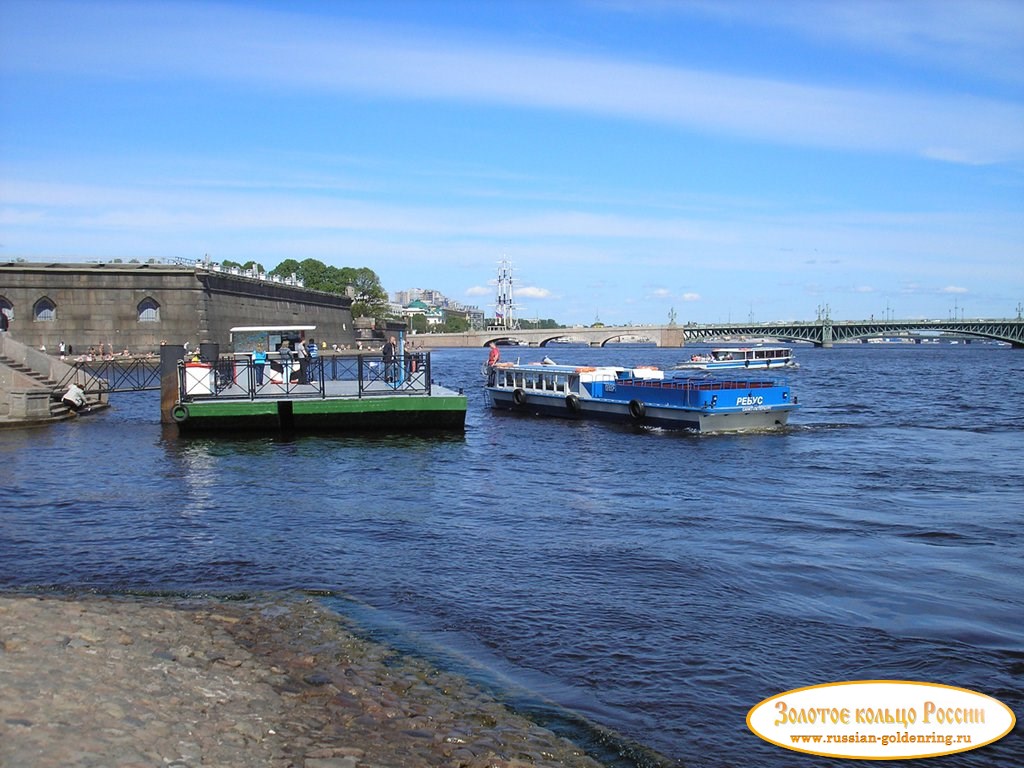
top-left (673, 346), bottom-right (797, 371)
top-left (485, 361), bottom-right (798, 433)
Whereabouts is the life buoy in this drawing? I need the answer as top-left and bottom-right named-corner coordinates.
top-left (171, 404), bottom-right (190, 423)
top-left (566, 394), bottom-right (581, 413)
top-left (628, 399), bottom-right (645, 421)
top-left (512, 388), bottom-right (527, 406)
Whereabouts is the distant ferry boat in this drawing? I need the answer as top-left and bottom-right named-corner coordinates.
top-left (673, 346), bottom-right (797, 371)
top-left (485, 361), bottom-right (798, 433)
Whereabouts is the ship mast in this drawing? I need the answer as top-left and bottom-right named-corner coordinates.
top-left (492, 258), bottom-right (520, 331)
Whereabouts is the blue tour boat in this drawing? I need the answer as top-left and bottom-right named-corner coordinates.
top-left (673, 345), bottom-right (797, 371)
top-left (485, 361), bottom-right (798, 433)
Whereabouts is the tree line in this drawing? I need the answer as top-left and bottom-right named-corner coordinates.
top-left (222, 258), bottom-right (388, 320)
top-left (221, 257), bottom-right (565, 332)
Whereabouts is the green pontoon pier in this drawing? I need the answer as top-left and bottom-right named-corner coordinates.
top-left (161, 335), bottom-right (465, 434)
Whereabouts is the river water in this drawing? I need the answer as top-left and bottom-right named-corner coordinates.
top-left (2, 343), bottom-right (1021, 767)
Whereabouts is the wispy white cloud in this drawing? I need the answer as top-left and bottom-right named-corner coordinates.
top-left (941, 285), bottom-right (969, 294)
top-left (761, 0), bottom-right (1024, 86)
top-left (5, 1), bottom-right (1022, 164)
top-left (2, 178), bottom-right (1015, 284)
top-left (2, 2), bottom-right (1020, 323)
top-left (517, 286), bottom-right (554, 300)
top-left (620, 0), bottom-right (1024, 85)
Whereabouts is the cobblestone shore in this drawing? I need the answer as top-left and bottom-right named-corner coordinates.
top-left (0, 594), bottom-right (607, 768)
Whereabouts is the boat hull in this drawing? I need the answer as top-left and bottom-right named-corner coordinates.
top-left (486, 390), bottom-right (793, 432)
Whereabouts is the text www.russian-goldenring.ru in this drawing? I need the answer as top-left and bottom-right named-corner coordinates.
top-left (790, 732), bottom-right (973, 748)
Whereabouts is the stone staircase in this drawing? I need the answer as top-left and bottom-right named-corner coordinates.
top-left (0, 353), bottom-right (73, 418)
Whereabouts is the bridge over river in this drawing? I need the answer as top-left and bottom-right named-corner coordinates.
top-left (415, 317), bottom-right (1024, 349)
top-left (48, 316), bottom-right (1022, 396)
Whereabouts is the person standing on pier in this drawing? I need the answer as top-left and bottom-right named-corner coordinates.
top-left (295, 338), bottom-right (309, 384)
top-left (382, 336), bottom-right (397, 383)
top-left (307, 338), bottom-right (319, 383)
top-left (278, 340), bottom-right (292, 384)
top-left (252, 345), bottom-right (267, 386)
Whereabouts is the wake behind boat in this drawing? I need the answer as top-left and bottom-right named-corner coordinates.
top-left (484, 360), bottom-right (798, 433)
top-left (673, 345), bottom-right (797, 371)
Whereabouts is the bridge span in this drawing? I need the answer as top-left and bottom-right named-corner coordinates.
top-left (414, 318), bottom-right (1024, 349)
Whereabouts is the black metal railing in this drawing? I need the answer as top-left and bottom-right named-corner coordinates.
top-left (57, 357), bottom-right (161, 393)
top-left (178, 352), bottom-right (433, 402)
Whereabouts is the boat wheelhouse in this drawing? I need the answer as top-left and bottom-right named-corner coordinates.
top-left (485, 361), bottom-right (797, 433)
top-left (673, 346), bottom-right (796, 371)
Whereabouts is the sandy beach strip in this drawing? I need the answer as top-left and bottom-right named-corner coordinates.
top-left (0, 593), bottom-right (608, 768)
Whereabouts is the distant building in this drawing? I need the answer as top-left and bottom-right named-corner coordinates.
top-left (392, 288), bottom-right (450, 307)
top-left (401, 299), bottom-right (444, 327)
top-left (391, 288), bottom-right (483, 329)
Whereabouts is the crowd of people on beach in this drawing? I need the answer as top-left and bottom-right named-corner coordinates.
top-left (38, 336), bottom-right (417, 367)
top-left (44, 340), bottom-right (157, 363)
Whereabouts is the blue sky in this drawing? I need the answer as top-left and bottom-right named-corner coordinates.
top-left (2, 0), bottom-right (1022, 325)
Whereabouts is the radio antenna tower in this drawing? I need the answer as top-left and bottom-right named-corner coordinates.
top-left (492, 258), bottom-right (520, 331)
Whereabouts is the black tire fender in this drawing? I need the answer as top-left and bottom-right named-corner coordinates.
top-left (512, 388), bottom-right (527, 406)
top-left (628, 399), bottom-right (645, 421)
top-left (171, 404), bottom-right (190, 423)
top-left (566, 394), bottom-right (581, 413)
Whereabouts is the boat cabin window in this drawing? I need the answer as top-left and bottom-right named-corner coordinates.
top-left (497, 369), bottom-right (568, 393)
top-left (525, 370), bottom-right (559, 391)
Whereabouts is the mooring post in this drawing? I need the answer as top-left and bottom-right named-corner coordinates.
top-left (159, 343), bottom-right (184, 424)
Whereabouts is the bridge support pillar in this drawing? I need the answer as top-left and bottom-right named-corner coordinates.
top-left (660, 327), bottom-right (685, 347)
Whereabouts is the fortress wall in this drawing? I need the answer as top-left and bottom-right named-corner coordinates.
top-left (0, 263), bottom-right (355, 354)
top-left (197, 273), bottom-right (355, 351)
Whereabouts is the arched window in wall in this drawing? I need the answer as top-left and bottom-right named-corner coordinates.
top-left (137, 297), bottom-right (160, 322)
top-left (33, 297), bottom-right (56, 322)
top-left (0, 296), bottom-right (12, 330)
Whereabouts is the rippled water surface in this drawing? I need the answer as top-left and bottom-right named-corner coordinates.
top-left (2, 344), bottom-right (1022, 767)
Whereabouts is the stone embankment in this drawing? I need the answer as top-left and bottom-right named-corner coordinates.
top-left (0, 594), bottom-right (606, 768)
